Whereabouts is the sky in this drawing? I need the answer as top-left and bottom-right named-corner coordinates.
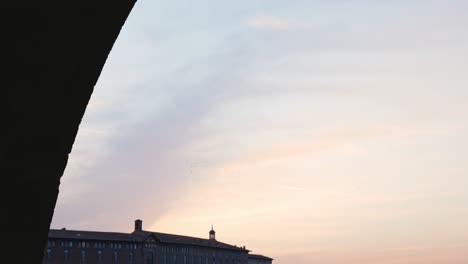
top-left (52, 1), bottom-right (468, 263)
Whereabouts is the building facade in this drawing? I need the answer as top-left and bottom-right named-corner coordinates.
top-left (43, 219), bottom-right (272, 264)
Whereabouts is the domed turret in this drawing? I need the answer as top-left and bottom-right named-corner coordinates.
top-left (209, 225), bottom-right (216, 240)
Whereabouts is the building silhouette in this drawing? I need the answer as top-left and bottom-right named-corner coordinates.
top-left (43, 219), bottom-right (272, 264)
top-left (247, 254), bottom-right (273, 264)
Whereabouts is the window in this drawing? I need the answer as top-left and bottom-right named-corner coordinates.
top-left (81, 250), bottom-right (86, 262)
top-left (64, 249), bottom-right (70, 261)
top-left (114, 251), bottom-right (119, 264)
top-left (46, 249), bottom-right (52, 261)
top-left (60, 240), bottom-right (72, 247)
top-left (96, 242), bottom-right (104, 248)
top-left (111, 242), bottom-right (123, 249)
top-left (127, 243), bottom-right (137, 249)
top-left (129, 252), bottom-right (134, 263)
top-left (97, 250), bottom-right (103, 262)
top-left (47, 240), bottom-right (55, 247)
top-left (146, 252), bottom-right (154, 264)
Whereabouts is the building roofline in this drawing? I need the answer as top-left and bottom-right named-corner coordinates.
top-left (48, 228), bottom-right (249, 252)
top-left (142, 230), bottom-right (250, 252)
top-left (248, 253), bottom-right (274, 260)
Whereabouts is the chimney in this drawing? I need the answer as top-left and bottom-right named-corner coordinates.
top-left (134, 219), bottom-right (142, 232)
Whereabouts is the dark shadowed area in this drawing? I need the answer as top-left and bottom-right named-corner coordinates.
top-left (4, 1), bottom-right (136, 263)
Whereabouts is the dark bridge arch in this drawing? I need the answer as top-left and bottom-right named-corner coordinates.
top-left (4, 1), bottom-right (137, 263)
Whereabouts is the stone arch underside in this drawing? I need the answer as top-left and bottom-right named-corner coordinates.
top-left (3, 1), bottom-right (137, 263)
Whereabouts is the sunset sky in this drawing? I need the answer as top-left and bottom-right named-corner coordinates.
top-left (52, 1), bottom-right (468, 263)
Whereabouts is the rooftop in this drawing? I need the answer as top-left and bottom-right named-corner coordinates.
top-left (48, 224), bottom-right (249, 252)
top-left (248, 254), bottom-right (274, 260)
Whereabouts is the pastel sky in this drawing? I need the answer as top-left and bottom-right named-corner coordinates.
top-left (52, 1), bottom-right (468, 263)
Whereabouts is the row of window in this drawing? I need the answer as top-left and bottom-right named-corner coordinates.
top-left (46, 249), bottom-right (134, 263)
top-left (46, 249), bottom-right (244, 264)
top-left (158, 246), bottom-right (192, 253)
top-left (110, 242), bottom-right (138, 249)
top-left (162, 252), bottom-right (243, 261)
top-left (143, 246), bottom-right (244, 263)
top-left (146, 244), bottom-right (239, 256)
top-left (47, 240), bottom-right (137, 249)
top-left (160, 255), bottom-right (243, 264)
top-left (158, 253), bottom-right (243, 261)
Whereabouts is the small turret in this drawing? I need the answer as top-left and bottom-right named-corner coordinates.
top-left (209, 225), bottom-right (216, 240)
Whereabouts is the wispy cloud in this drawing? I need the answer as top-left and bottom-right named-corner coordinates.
top-left (279, 185), bottom-right (305, 191)
top-left (52, 31), bottom-right (264, 231)
top-left (246, 15), bottom-right (298, 31)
